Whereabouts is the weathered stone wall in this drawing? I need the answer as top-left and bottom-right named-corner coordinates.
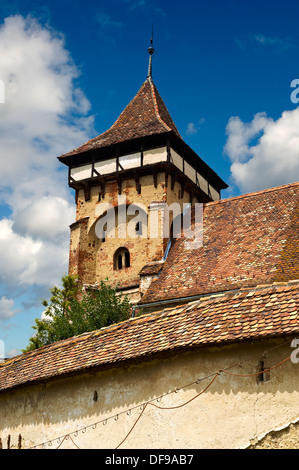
top-left (0, 338), bottom-right (297, 449)
top-left (69, 171), bottom-right (192, 294)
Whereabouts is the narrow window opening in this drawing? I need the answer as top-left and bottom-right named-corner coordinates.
top-left (135, 222), bottom-right (142, 235)
top-left (125, 250), bottom-right (130, 267)
top-left (257, 361), bottom-right (270, 383)
top-left (118, 254), bottom-right (123, 270)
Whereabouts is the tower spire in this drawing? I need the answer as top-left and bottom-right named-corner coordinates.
top-left (147, 26), bottom-right (154, 80)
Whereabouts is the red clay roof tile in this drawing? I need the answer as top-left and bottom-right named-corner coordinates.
top-left (0, 280), bottom-right (298, 393)
top-left (140, 182), bottom-right (299, 305)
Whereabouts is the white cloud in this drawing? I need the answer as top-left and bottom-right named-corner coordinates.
top-left (0, 219), bottom-right (41, 283)
top-left (224, 108), bottom-right (299, 193)
top-left (186, 122), bottom-right (197, 135)
top-left (12, 196), bottom-right (75, 243)
top-left (0, 296), bottom-right (17, 320)
top-left (0, 15), bottom-right (95, 317)
top-left (0, 218), bottom-right (69, 286)
top-left (186, 118), bottom-right (205, 136)
top-left (253, 34), bottom-right (294, 51)
top-left (0, 15), bottom-right (93, 193)
top-left (235, 33), bottom-right (294, 52)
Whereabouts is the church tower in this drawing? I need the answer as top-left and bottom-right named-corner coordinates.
top-left (58, 42), bottom-right (227, 302)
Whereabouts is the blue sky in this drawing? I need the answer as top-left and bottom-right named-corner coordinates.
top-left (0, 0), bottom-right (299, 356)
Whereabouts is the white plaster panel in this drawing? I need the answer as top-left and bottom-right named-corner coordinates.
top-left (94, 158), bottom-right (116, 175)
top-left (184, 161), bottom-right (197, 183)
top-left (170, 148), bottom-right (183, 171)
top-left (119, 153), bottom-right (141, 170)
top-left (143, 147), bottom-right (167, 165)
top-left (209, 185), bottom-right (220, 201)
top-left (70, 164), bottom-right (92, 181)
top-left (197, 173), bottom-right (209, 193)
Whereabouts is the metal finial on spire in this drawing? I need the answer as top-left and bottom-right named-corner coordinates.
top-left (147, 26), bottom-right (154, 79)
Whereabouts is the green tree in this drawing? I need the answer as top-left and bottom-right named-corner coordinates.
top-left (23, 275), bottom-right (132, 352)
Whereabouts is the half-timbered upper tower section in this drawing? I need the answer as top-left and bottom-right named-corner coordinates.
top-left (59, 75), bottom-right (226, 207)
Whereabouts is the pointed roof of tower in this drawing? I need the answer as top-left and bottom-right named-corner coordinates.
top-left (59, 77), bottom-right (181, 161)
top-left (59, 35), bottom-right (181, 162)
top-left (58, 44), bottom-right (228, 192)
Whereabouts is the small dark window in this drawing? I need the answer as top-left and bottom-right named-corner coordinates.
top-left (125, 250), bottom-right (130, 267)
top-left (135, 222), bottom-right (142, 235)
top-left (118, 254), bottom-right (123, 270)
top-left (257, 361), bottom-right (270, 383)
top-left (114, 248), bottom-right (130, 270)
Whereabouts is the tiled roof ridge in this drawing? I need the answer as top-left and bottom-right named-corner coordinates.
top-left (206, 181), bottom-right (299, 207)
top-left (148, 78), bottom-right (172, 133)
top-left (156, 279), bottom-right (299, 311)
top-left (103, 77), bottom-right (174, 136)
top-left (3, 279), bottom-right (299, 369)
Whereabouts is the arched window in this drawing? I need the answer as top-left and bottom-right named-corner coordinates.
top-left (114, 247), bottom-right (130, 270)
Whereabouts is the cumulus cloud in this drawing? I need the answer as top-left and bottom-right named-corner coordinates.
top-left (0, 296), bottom-right (17, 320)
top-left (224, 108), bottom-right (299, 193)
top-left (0, 218), bottom-right (70, 287)
top-left (0, 15), bottom-right (94, 320)
top-left (12, 196), bottom-right (75, 243)
top-left (0, 15), bottom-right (93, 195)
